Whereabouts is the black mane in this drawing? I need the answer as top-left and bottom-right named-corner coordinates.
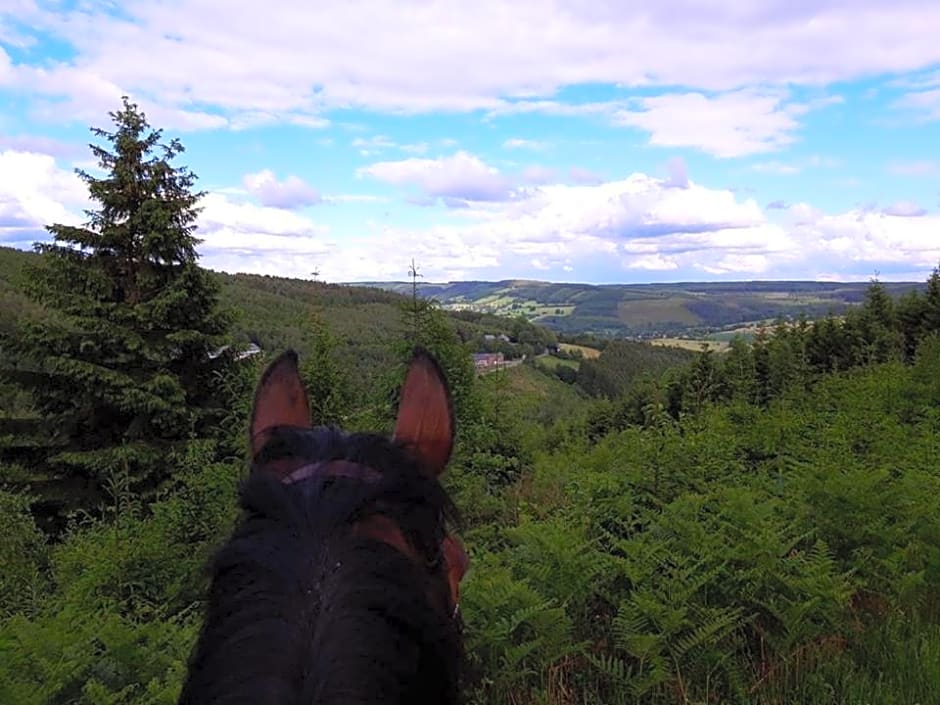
top-left (178, 426), bottom-right (463, 705)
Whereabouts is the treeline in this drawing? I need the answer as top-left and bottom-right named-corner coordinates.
top-left (448, 309), bottom-right (559, 360)
top-left (569, 341), bottom-right (694, 397)
top-left (572, 272), bottom-right (940, 442)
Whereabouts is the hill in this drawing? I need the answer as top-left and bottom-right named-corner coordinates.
top-left (357, 278), bottom-right (925, 337)
top-left (0, 247), bottom-right (556, 397)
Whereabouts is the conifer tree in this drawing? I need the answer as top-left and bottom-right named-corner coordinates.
top-left (924, 263), bottom-right (940, 333)
top-left (395, 260), bottom-right (477, 426)
top-left (896, 289), bottom-right (927, 362)
top-left (855, 278), bottom-right (903, 364)
top-left (0, 97), bottom-right (232, 529)
top-left (300, 307), bottom-right (352, 428)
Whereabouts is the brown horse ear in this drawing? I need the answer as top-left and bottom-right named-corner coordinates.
top-left (393, 348), bottom-right (455, 476)
top-left (250, 350), bottom-right (310, 457)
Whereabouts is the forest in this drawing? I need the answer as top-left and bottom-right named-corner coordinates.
top-left (2, 99), bottom-right (940, 705)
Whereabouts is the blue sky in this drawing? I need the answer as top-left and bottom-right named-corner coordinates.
top-left (1, 1), bottom-right (939, 284)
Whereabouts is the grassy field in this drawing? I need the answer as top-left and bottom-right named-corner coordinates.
top-left (616, 297), bottom-right (701, 326)
top-left (650, 337), bottom-right (731, 352)
top-left (536, 355), bottom-right (580, 372)
top-left (558, 343), bottom-right (601, 359)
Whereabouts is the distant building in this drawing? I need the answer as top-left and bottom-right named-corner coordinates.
top-left (208, 342), bottom-right (263, 361)
top-left (472, 352), bottom-right (504, 371)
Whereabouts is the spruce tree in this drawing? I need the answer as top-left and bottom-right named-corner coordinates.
top-left (300, 308), bottom-right (352, 428)
top-left (924, 263), bottom-right (940, 333)
top-left (0, 97), bottom-right (232, 530)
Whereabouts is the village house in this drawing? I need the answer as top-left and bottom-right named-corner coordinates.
top-left (472, 352), bottom-right (504, 371)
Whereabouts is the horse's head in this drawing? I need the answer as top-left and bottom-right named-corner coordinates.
top-left (179, 348), bottom-right (468, 705)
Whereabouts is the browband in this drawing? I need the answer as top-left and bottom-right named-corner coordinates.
top-left (282, 459), bottom-right (382, 485)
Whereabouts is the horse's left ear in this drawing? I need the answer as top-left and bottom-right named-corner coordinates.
top-left (250, 350), bottom-right (311, 458)
top-left (393, 348), bottom-right (455, 476)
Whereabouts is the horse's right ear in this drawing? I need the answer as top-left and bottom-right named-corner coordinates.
top-left (250, 350), bottom-right (310, 457)
top-left (393, 348), bottom-right (455, 476)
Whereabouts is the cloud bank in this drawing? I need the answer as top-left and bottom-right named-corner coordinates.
top-left (4, 147), bottom-right (936, 283)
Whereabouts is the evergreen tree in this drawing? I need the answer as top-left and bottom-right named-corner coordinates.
top-left (722, 335), bottom-right (756, 403)
top-left (924, 263), bottom-right (940, 333)
top-left (300, 308), bottom-right (352, 428)
top-left (0, 97), bottom-right (232, 530)
top-left (751, 327), bottom-right (772, 406)
top-left (856, 278), bottom-right (903, 364)
top-left (896, 289), bottom-right (927, 362)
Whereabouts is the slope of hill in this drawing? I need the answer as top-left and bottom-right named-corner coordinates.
top-left (0, 247), bottom-right (555, 395)
top-left (358, 278), bottom-right (925, 337)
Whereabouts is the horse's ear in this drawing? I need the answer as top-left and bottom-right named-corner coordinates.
top-left (250, 350), bottom-right (310, 457)
top-left (393, 348), bottom-right (455, 476)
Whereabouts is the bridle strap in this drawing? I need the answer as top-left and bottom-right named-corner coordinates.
top-left (278, 458), bottom-right (461, 619)
top-left (282, 459), bottom-right (382, 485)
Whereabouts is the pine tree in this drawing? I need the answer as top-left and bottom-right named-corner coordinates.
top-left (856, 278), bottom-right (902, 364)
top-left (387, 260), bottom-right (478, 429)
top-left (300, 308), bottom-right (352, 428)
top-left (0, 97), bottom-right (232, 531)
top-left (896, 289), bottom-right (927, 362)
top-left (924, 263), bottom-right (940, 334)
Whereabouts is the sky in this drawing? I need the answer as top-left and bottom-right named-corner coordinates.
top-left (1, 1), bottom-right (939, 284)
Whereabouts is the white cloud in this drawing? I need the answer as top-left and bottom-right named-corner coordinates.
top-left (241, 169), bottom-right (321, 209)
top-left (352, 135), bottom-right (430, 156)
top-left (613, 89), bottom-right (821, 158)
top-left (4, 145), bottom-right (940, 283)
top-left (5, 1), bottom-right (940, 127)
top-left (199, 192), bottom-right (326, 237)
top-left (0, 134), bottom-right (82, 157)
top-left (882, 200), bottom-right (927, 217)
top-left (0, 149), bottom-right (89, 244)
top-left (503, 138), bottom-right (547, 151)
top-left (521, 165), bottom-right (557, 185)
top-left (625, 254), bottom-right (679, 271)
top-left (752, 161), bottom-right (801, 175)
top-left (358, 151), bottom-right (514, 202)
top-left (663, 156), bottom-right (689, 188)
top-left (889, 160), bottom-right (940, 176)
top-left (569, 166), bottom-right (604, 185)
top-left (895, 88), bottom-right (940, 122)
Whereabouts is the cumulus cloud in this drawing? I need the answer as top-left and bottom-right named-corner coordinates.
top-left (5, 146), bottom-right (940, 284)
top-left (358, 151), bottom-right (514, 203)
top-left (569, 166), bottom-right (604, 185)
top-left (882, 200), bottom-right (927, 217)
top-left (0, 149), bottom-right (89, 246)
top-left (242, 169), bottom-right (321, 209)
top-left (196, 193), bottom-right (333, 272)
top-left (613, 89), bottom-right (822, 158)
top-left (0, 134), bottom-right (82, 157)
top-left (663, 157), bottom-right (689, 189)
top-left (4, 1), bottom-right (940, 128)
top-left (521, 165), bottom-right (557, 185)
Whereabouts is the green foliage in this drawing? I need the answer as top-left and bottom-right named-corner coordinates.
top-left (577, 340), bottom-right (693, 399)
top-left (0, 445), bottom-right (240, 704)
top-left (299, 310), bottom-right (353, 427)
top-left (0, 488), bottom-right (49, 618)
top-left (0, 98), bottom-right (235, 529)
